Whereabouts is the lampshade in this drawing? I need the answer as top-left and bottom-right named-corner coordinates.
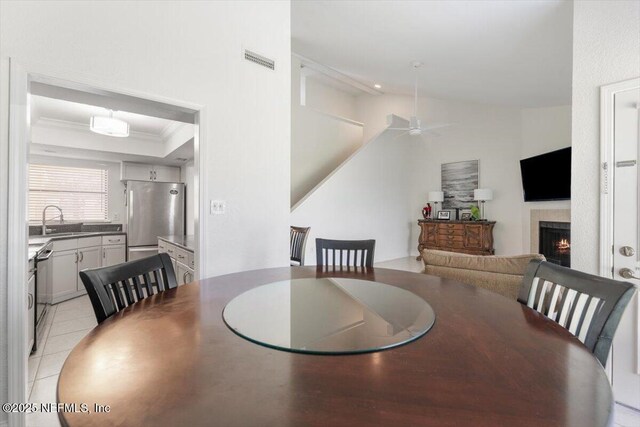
top-left (90, 112), bottom-right (130, 138)
top-left (474, 188), bottom-right (493, 201)
top-left (428, 191), bottom-right (444, 202)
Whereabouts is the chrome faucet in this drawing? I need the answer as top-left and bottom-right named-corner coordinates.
top-left (42, 205), bottom-right (64, 235)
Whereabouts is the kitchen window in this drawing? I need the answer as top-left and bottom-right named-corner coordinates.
top-left (28, 164), bottom-right (109, 222)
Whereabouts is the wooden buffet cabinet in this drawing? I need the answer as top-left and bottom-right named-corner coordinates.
top-left (417, 219), bottom-right (495, 259)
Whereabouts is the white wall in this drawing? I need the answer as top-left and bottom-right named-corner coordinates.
top-left (291, 56), bottom-right (363, 205)
top-left (0, 0), bottom-right (290, 415)
top-left (571, 0), bottom-right (640, 274)
top-left (355, 94), bottom-right (525, 256)
top-left (28, 154), bottom-right (126, 223)
top-left (291, 129), bottom-right (412, 264)
top-left (304, 76), bottom-right (357, 120)
top-left (181, 161), bottom-right (195, 236)
top-left (520, 105), bottom-right (571, 253)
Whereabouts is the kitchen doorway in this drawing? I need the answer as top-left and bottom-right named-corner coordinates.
top-left (6, 60), bottom-right (208, 426)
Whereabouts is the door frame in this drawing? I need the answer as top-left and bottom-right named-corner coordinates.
top-left (600, 77), bottom-right (640, 278)
top-left (6, 58), bottom-right (208, 427)
top-left (599, 77), bottom-right (640, 376)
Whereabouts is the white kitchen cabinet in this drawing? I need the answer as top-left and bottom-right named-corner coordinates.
top-left (170, 258), bottom-right (178, 277)
top-left (27, 263), bottom-right (35, 353)
top-left (50, 237), bottom-right (116, 304)
top-left (120, 162), bottom-right (154, 181)
top-left (121, 162), bottom-right (181, 183)
top-left (77, 246), bottom-right (101, 291)
top-left (158, 238), bottom-right (194, 285)
top-left (51, 249), bottom-right (80, 302)
top-left (102, 245), bottom-right (126, 267)
top-left (176, 261), bottom-right (194, 285)
top-left (153, 165), bottom-right (181, 182)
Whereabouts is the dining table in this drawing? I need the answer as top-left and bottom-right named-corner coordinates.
top-left (57, 266), bottom-right (614, 426)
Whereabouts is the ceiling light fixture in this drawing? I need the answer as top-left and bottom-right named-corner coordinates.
top-left (374, 84), bottom-right (382, 89)
top-left (90, 110), bottom-right (130, 138)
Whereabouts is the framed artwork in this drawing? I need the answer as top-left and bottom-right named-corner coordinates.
top-left (437, 210), bottom-right (451, 220)
top-left (442, 160), bottom-right (479, 209)
top-left (461, 212), bottom-right (472, 221)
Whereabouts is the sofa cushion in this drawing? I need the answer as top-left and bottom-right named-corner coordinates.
top-left (421, 249), bottom-right (546, 300)
top-left (422, 250), bottom-right (545, 276)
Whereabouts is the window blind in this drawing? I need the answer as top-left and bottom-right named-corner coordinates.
top-left (29, 164), bottom-right (109, 222)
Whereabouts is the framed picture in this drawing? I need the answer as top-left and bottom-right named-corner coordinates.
top-left (461, 212), bottom-right (472, 221)
top-left (437, 211), bottom-right (451, 220)
top-left (441, 160), bottom-right (479, 209)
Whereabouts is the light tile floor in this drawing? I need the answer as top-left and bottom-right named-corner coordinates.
top-left (375, 256), bottom-right (640, 427)
top-left (26, 265), bottom-right (640, 426)
top-left (27, 294), bottom-right (96, 427)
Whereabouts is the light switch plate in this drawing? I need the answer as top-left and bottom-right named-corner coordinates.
top-left (210, 200), bottom-right (226, 215)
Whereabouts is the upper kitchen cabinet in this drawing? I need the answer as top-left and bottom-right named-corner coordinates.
top-left (120, 162), bottom-right (181, 183)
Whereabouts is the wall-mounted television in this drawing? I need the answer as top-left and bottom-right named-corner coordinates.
top-left (520, 147), bottom-right (571, 202)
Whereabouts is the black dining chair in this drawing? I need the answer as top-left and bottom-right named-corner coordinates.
top-left (79, 253), bottom-right (178, 324)
top-left (518, 259), bottom-right (635, 366)
top-left (315, 238), bottom-right (376, 268)
top-left (290, 226), bottom-right (310, 266)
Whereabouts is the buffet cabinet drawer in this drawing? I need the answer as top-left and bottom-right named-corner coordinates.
top-left (418, 220), bottom-right (495, 258)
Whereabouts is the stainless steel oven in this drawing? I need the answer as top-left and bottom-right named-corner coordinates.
top-left (34, 243), bottom-right (52, 351)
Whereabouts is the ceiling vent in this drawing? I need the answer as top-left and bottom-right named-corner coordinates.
top-left (244, 49), bottom-right (275, 70)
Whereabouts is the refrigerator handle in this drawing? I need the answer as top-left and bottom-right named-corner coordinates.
top-left (128, 189), bottom-right (134, 223)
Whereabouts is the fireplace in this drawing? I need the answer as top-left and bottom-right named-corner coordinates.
top-left (539, 221), bottom-right (570, 267)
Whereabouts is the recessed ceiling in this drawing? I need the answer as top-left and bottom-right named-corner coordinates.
top-left (31, 96), bottom-right (178, 137)
top-left (292, 0), bottom-right (573, 107)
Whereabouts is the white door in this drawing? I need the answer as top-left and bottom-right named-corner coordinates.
top-left (51, 249), bottom-right (79, 301)
top-left (611, 84), bottom-right (640, 409)
top-left (103, 245), bottom-right (126, 267)
top-left (77, 246), bottom-right (102, 291)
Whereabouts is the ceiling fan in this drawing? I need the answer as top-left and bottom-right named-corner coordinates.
top-left (388, 61), bottom-right (452, 138)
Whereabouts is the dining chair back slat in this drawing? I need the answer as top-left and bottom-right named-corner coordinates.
top-left (315, 238), bottom-right (376, 268)
top-left (79, 253), bottom-right (178, 324)
top-left (290, 226), bottom-right (311, 266)
top-left (518, 260), bottom-right (635, 366)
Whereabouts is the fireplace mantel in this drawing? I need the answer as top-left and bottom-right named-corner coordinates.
top-left (530, 209), bottom-right (571, 253)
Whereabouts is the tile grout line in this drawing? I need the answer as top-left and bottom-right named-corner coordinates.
top-left (31, 301), bottom-right (95, 395)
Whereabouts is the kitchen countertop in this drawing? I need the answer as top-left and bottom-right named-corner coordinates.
top-left (158, 235), bottom-right (195, 252)
top-left (28, 231), bottom-right (126, 260)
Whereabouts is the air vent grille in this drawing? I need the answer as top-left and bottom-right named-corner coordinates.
top-left (244, 49), bottom-right (275, 70)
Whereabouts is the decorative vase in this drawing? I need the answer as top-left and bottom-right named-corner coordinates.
top-left (422, 203), bottom-right (432, 219)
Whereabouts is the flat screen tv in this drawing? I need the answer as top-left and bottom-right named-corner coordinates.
top-left (520, 147), bottom-right (571, 202)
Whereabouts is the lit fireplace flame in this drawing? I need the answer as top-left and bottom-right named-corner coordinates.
top-left (556, 239), bottom-right (570, 250)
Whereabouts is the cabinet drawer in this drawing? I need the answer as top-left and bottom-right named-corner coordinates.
top-left (437, 234), bottom-right (464, 247)
top-left (437, 228), bottom-right (464, 236)
top-left (164, 243), bottom-right (178, 258)
top-left (158, 240), bottom-right (168, 254)
top-left (102, 235), bottom-right (126, 246)
top-left (78, 236), bottom-right (102, 249)
top-left (173, 247), bottom-right (189, 265)
top-left (52, 238), bottom-right (78, 252)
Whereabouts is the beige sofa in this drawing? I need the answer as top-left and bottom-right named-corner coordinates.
top-left (421, 249), bottom-right (546, 300)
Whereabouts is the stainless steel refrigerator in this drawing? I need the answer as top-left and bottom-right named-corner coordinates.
top-left (125, 181), bottom-right (185, 261)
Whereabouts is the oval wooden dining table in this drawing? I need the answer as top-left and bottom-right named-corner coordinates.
top-left (57, 267), bottom-right (614, 427)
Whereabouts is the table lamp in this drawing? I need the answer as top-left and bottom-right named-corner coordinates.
top-left (428, 191), bottom-right (444, 216)
top-left (474, 188), bottom-right (493, 220)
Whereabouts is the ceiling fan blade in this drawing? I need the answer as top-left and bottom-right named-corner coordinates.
top-left (420, 123), bottom-right (453, 131)
top-left (387, 127), bottom-right (411, 131)
top-left (393, 130), bottom-right (410, 141)
top-left (423, 131), bottom-right (442, 138)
